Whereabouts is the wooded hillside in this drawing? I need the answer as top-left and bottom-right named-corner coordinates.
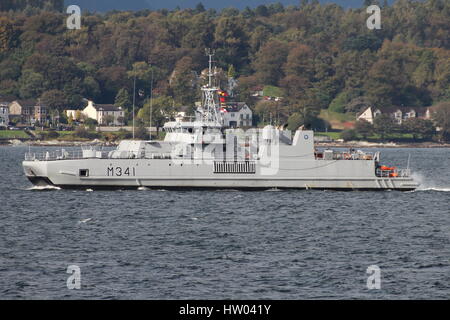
top-left (0, 0), bottom-right (449, 132)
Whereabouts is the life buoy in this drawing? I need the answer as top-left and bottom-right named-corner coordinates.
top-left (390, 172), bottom-right (399, 178)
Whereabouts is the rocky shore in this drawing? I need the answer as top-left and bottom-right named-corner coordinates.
top-left (316, 141), bottom-right (450, 148)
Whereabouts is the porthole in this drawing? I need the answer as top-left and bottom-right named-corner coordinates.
top-left (79, 169), bottom-right (89, 177)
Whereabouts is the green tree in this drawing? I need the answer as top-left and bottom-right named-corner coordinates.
top-left (82, 77), bottom-right (101, 101)
top-left (286, 104), bottom-right (320, 131)
top-left (255, 100), bottom-right (276, 125)
top-left (402, 118), bottom-right (435, 141)
top-left (373, 114), bottom-right (397, 140)
top-left (84, 118), bottom-right (98, 130)
top-left (342, 129), bottom-right (358, 142)
top-left (128, 62), bottom-right (153, 83)
top-left (355, 120), bottom-right (374, 139)
top-left (432, 102), bottom-right (450, 141)
top-left (329, 92), bottom-right (349, 113)
top-left (103, 115), bottom-right (115, 126)
top-left (0, 80), bottom-right (19, 97)
top-left (227, 65), bottom-right (236, 78)
top-left (255, 5), bottom-right (269, 17)
top-left (134, 121), bottom-right (148, 140)
top-left (138, 95), bottom-right (174, 130)
top-left (214, 16), bottom-right (249, 70)
top-left (114, 88), bottom-right (132, 111)
top-left (19, 70), bottom-right (45, 99)
top-left (287, 113), bottom-right (304, 131)
top-left (40, 89), bottom-right (67, 111)
top-left (194, 2), bottom-right (206, 14)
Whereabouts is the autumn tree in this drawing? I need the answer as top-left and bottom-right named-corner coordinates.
top-left (0, 17), bottom-right (15, 53)
top-left (432, 102), bottom-right (450, 141)
top-left (169, 57), bottom-right (197, 105)
top-left (40, 89), bottom-right (67, 111)
top-left (0, 0), bottom-right (449, 134)
top-left (252, 40), bottom-right (289, 86)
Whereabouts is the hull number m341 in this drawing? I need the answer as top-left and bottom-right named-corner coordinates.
top-left (107, 167), bottom-right (136, 177)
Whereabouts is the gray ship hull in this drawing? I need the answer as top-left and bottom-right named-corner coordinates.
top-left (23, 157), bottom-right (419, 191)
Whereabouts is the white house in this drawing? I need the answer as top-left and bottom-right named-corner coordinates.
top-left (357, 106), bottom-right (375, 123)
top-left (67, 100), bottom-right (125, 126)
top-left (357, 106), bottom-right (427, 125)
top-left (220, 102), bottom-right (253, 128)
top-left (174, 106), bottom-right (193, 123)
top-left (0, 103), bottom-right (9, 127)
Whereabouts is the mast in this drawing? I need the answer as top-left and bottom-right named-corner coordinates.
top-left (208, 50), bottom-right (213, 87)
top-left (149, 64), bottom-right (154, 140)
top-left (199, 49), bottom-right (221, 126)
top-left (132, 75), bottom-right (136, 139)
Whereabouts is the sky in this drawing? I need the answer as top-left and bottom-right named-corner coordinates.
top-left (63, 0), bottom-right (396, 12)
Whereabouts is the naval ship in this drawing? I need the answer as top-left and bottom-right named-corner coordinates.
top-left (23, 55), bottom-right (419, 191)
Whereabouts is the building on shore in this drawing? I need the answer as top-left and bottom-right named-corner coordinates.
top-left (67, 100), bottom-right (125, 126)
top-left (357, 106), bottom-right (434, 125)
top-left (0, 103), bottom-right (9, 127)
top-left (174, 106), bottom-right (194, 123)
top-left (8, 99), bottom-right (48, 125)
top-left (220, 102), bottom-right (253, 128)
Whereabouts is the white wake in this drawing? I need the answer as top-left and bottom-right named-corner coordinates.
top-left (412, 172), bottom-right (450, 192)
top-left (417, 187), bottom-right (450, 192)
top-left (27, 185), bottom-right (61, 191)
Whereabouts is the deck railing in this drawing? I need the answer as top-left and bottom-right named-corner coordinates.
top-left (376, 168), bottom-right (411, 178)
top-left (24, 150), bottom-right (174, 161)
top-left (25, 150), bottom-right (86, 161)
top-left (316, 151), bottom-right (379, 161)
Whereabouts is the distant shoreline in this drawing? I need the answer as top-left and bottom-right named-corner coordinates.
top-left (316, 142), bottom-right (450, 149)
top-left (2, 139), bottom-right (449, 149)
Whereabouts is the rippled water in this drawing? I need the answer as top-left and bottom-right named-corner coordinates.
top-left (0, 146), bottom-right (449, 299)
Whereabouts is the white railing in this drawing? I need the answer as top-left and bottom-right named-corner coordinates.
top-left (376, 168), bottom-right (411, 178)
top-left (24, 149), bottom-right (174, 161)
top-left (25, 150), bottom-right (84, 161)
top-left (335, 152), bottom-right (377, 160)
top-left (24, 149), bottom-right (115, 161)
top-left (317, 151), bottom-right (379, 161)
top-left (146, 153), bottom-right (172, 159)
